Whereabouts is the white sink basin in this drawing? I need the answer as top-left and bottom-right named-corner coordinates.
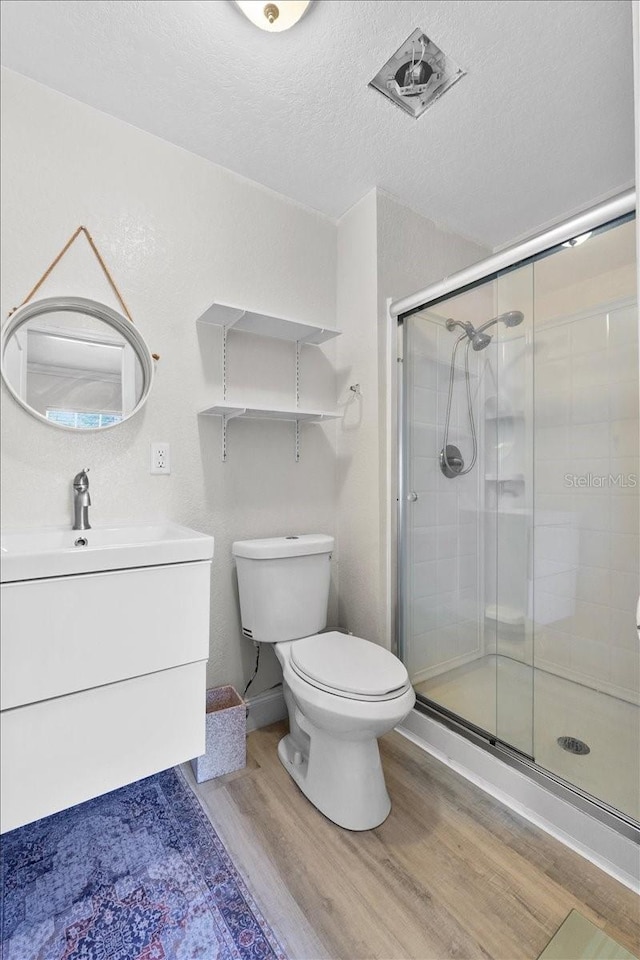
top-left (0, 521), bottom-right (214, 582)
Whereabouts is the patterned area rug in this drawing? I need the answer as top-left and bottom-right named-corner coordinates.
top-left (0, 767), bottom-right (287, 960)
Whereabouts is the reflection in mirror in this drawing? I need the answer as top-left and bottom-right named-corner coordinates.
top-left (1, 298), bottom-right (154, 431)
top-left (6, 315), bottom-right (142, 427)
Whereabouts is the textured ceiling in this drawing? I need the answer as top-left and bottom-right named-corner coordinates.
top-left (0, 0), bottom-right (635, 247)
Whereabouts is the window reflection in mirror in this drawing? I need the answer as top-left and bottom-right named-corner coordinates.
top-left (3, 312), bottom-right (144, 427)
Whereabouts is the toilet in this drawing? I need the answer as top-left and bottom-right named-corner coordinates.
top-left (232, 534), bottom-right (415, 830)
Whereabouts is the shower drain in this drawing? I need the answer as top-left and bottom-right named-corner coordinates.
top-left (557, 736), bottom-right (590, 756)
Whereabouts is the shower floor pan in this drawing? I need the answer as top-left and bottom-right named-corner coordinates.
top-left (416, 654), bottom-right (639, 821)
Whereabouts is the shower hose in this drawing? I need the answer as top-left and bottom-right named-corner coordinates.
top-left (441, 334), bottom-right (478, 477)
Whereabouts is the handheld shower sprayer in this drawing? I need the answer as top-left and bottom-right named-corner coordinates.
top-left (445, 311), bottom-right (524, 352)
top-left (440, 310), bottom-right (524, 477)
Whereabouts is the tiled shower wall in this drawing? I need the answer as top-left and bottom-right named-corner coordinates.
top-left (407, 316), bottom-right (483, 681)
top-left (534, 299), bottom-right (639, 704)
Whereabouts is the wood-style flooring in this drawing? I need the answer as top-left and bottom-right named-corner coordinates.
top-left (182, 722), bottom-right (640, 960)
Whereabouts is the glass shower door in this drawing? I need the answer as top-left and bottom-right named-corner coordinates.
top-left (400, 213), bottom-right (639, 822)
top-left (401, 274), bottom-right (535, 756)
top-left (492, 263), bottom-right (535, 757)
top-left (530, 217), bottom-right (639, 820)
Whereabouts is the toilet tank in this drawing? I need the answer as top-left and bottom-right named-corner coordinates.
top-left (232, 535), bottom-right (334, 643)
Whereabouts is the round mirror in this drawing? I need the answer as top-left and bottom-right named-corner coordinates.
top-left (0, 297), bottom-right (154, 431)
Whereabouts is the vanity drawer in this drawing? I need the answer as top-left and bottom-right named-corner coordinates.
top-left (1, 560), bottom-right (211, 710)
top-left (0, 660), bottom-right (206, 833)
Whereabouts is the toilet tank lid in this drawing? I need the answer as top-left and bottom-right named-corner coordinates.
top-left (232, 534), bottom-right (334, 559)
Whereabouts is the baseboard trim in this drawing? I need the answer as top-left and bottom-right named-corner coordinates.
top-left (246, 687), bottom-right (287, 732)
top-left (396, 708), bottom-right (640, 894)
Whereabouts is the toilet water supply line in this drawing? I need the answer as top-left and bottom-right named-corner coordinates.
top-left (242, 643), bottom-right (283, 723)
top-left (243, 643), bottom-right (261, 697)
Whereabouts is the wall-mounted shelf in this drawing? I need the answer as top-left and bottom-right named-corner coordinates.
top-left (199, 402), bottom-right (340, 423)
top-left (196, 301), bottom-right (340, 345)
top-left (196, 300), bottom-right (341, 461)
top-left (484, 396), bottom-right (525, 420)
top-left (484, 410), bottom-right (525, 421)
top-left (485, 473), bottom-right (525, 483)
top-left (485, 604), bottom-right (525, 627)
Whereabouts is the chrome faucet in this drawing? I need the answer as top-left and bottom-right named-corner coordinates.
top-left (72, 468), bottom-right (91, 530)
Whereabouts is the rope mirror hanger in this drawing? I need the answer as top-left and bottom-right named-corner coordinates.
top-left (8, 225), bottom-right (160, 361)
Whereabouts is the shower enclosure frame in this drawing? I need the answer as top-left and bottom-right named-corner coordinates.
top-left (391, 188), bottom-right (638, 843)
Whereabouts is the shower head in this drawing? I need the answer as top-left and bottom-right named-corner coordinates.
top-left (471, 331), bottom-right (492, 351)
top-left (476, 310), bottom-right (525, 335)
top-left (445, 310), bottom-right (524, 351)
top-left (440, 307), bottom-right (524, 480)
top-left (501, 310), bottom-right (525, 328)
top-left (445, 310), bottom-right (524, 353)
top-left (445, 317), bottom-right (493, 350)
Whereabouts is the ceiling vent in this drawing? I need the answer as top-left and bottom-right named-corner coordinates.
top-left (369, 29), bottom-right (465, 119)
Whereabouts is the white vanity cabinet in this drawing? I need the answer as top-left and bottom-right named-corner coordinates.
top-left (0, 522), bottom-right (214, 833)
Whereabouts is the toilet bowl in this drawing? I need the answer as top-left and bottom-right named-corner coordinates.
top-left (276, 634), bottom-right (415, 829)
top-left (232, 535), bottom-right (415, 830)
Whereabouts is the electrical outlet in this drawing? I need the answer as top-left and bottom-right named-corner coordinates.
top-left (150, 442), bottom-right (171, 475)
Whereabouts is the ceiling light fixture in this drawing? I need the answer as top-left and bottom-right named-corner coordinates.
top-left (234, 1), bottom-right (311, 32)
top-left (562, 231), bottom-right (592, 248)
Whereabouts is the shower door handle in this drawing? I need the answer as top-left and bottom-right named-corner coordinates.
top-left (406, 491), bottom-right (418, 502)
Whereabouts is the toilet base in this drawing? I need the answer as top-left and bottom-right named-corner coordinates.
top-left (277, 727), bottom-right (391, 831)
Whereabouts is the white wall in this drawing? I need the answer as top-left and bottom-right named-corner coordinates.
top-left (0, 68), bottom-right (338, 698)
top-left (334, 191), bottom-right (487, 651)
top-left (334, 192), bottom-right (381, 642)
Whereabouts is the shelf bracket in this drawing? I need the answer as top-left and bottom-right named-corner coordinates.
top-left (221, 408), bottom-right (245, 462)
top-left (220, 312), bottom-right (247, 401)
top-left (222, 414), bottom-right (228, 462)
top-left (220, 316), bottom-right (247, 460)
top-left (226, 309), bottom-right (246, 333)
top-left (295, 342), bottom-right (301, 462)
top-left (222, 325), bottom-right (228, 401)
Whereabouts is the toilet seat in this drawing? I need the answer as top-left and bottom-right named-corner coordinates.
top-left (289, 631), bottom-right (410, 702)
